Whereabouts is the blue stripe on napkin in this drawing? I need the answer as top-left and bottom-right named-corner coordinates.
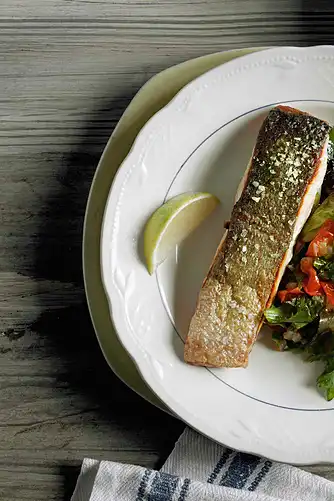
top-left (207, 448), bottom-right (233, 483)
top-left (135, 445), bottom-right (273, 500)
top-left (147, 471), bottom-right (178, 501)
top-left (136, 469), bottom-right (152, 501)
top-left (177, 478), bottom-right (191, 501)
top-left (219, 452), bottom-right (261, 489)
top-left (248, 460), bottom-right (273, 491)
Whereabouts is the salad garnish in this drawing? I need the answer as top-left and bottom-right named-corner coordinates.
top-left (264, 134), bottom-right (334, 401)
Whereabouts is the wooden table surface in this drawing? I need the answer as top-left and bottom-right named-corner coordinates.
top-left (1, 1), bottom-right (334, 499)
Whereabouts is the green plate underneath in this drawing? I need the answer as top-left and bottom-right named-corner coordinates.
top-left (83, 48), bottom-right (264, 412)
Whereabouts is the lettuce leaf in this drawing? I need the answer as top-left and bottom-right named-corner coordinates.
top-left (330, 129), bottom-right (334, 146)
top-left (264, 304), bottom-right (291, 326)
top-left (301, 193), bottom-right (334, 242)
top-left (264, 296), bottom-right (324, 329)
top-left (317, 358), bottom-right (334, 401)
top-left (313, 257), bottom-right (334, 281)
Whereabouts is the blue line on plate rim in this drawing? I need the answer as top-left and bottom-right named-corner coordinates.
top-left (156, 98), bottom-right (334, 412)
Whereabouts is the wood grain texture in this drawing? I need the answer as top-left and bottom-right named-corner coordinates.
top-left (1, 1), bottom-right (334, 499)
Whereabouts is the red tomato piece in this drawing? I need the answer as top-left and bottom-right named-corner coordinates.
top-left (321, 281), bottom-right (334, 306)
top-left (300, 257), bottom-right (323, 296)
top-left (306, 219), bottom-right (334, 258)
top-left (278, 287), bottom-right (303, 303)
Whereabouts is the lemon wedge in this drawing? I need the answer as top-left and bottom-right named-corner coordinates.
top-left (144, 192), bottom-right (219, 274)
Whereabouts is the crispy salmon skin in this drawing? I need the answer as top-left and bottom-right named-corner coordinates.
top-left (184, 106), bottom-right (331, 368)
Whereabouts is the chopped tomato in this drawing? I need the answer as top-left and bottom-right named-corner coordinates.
top-left (278, 287), bottom-right (303, 303)
top-left (300, 257), bottom-right (322, 296)
top-left (321, 281), bottom-right (334, 306)
top-left (306, 219), bottom-right (334, 257)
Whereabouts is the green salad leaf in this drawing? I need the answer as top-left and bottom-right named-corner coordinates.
top-left (264, 296), bottom-right (324, 329)
top-left (330, 129), bottom-right (334, 146)
top-left (317, 358), bottom-right (334, 401)
top-left (313, 257), bottom-right (334, 281)
top-left (312, 190), bottom-right (321, 211)
top-left (287, 296), bottom-right (324, 327)
top-left (301, 193), bottom-right (334, 242)
top-left (306, 329), bottom-right (334, 361)
top-left (264, 304), bottom-right (290, 326)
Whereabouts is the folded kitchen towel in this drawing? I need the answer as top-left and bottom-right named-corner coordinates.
top-left (71, 427), bottom-right (334, 501)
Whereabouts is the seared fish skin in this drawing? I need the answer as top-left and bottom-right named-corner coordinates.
top-left (184, 106), bottom-right (331, 368)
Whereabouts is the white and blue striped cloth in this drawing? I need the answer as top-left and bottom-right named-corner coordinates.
top-left (71, 428), bottom-right (334, 500)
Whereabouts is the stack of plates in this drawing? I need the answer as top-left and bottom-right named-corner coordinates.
top-left (84, 46), bottom-right (334, 465)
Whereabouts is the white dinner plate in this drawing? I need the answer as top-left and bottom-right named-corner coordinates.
top-left (101, 46), bottom-right (334, 464)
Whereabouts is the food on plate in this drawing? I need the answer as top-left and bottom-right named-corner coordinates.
top-left (184, 106), bottom-right (332, 379)
top-left (143, 192), bottom-right (219, 274)
top-left (264, 189), bottom-right (334, 401)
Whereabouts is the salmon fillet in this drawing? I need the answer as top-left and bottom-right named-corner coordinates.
top-left (184, 106), bottom-right (331, 368)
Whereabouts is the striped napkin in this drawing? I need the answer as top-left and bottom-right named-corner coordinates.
top-left (71, 428), bottom-right (334, 501)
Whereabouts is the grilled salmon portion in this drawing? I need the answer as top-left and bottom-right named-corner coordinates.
top-left (184, 106), bottom-right (331, 368)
